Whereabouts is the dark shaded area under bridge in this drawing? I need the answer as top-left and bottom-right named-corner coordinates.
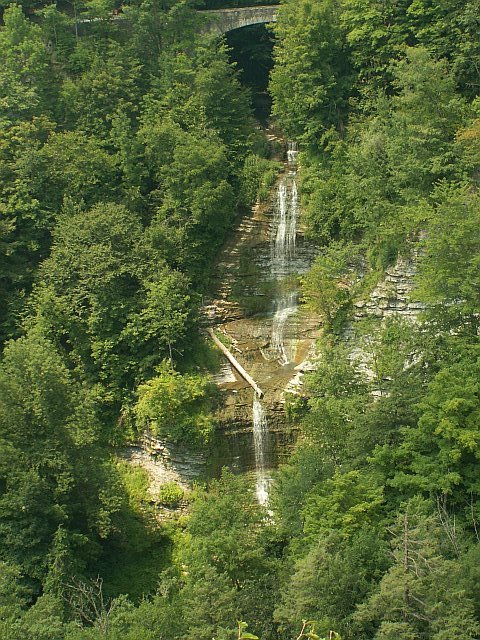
top-left (225, 21), bottom-right (275, 123)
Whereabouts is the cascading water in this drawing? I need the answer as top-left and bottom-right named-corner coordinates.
top-left (270, 145), bottom-right (299, 365)
top-left (208, 135), bottom-right (318, 500)
top-left (271, 291), bottom-right (297, 366)
top-left (252, 142), bottom-right (300, 505)
top-left (252, 393), bottom-right (270, 505)
top-left (272, 181), bottom-right (297, 273)
top-left (287, 141), bottom-right (299, 164)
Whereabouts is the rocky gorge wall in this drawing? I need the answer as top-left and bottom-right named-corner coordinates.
top-left (343, 245), bottom-right (425, 392)
top-left (124, 137), bottom-right (424, 491)
top-left (352, 251), bottom-right (425, 321)
top-left (202, 139), bottom-right (319, 476)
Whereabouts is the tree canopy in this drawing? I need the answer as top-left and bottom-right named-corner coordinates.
top-left (2, 0), bottom-right (480, 637)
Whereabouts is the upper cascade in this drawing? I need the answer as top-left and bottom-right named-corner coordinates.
top-left (269, 142), bottom-right (299, 366)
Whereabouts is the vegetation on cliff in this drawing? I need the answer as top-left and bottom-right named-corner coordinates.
top-left (1, 0), bottom-right (480, 638)
top-left (268, 1), bottom-right (480, 638)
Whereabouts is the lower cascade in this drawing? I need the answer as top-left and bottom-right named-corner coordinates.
top-left (252, 393), bottom-right (271, 505)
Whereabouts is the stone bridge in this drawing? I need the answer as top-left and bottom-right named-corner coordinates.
top-left (202, 5), bottom-right (279, 35)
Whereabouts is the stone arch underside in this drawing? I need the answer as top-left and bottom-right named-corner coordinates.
top-left (202, 6), bottom-right (278, 35)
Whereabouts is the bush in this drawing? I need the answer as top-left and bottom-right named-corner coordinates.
top-left (157, 482), bottom-right (184, 507)
top-left (134, 361), bottom-right (216, 445)
top-left (240, 154), bottom-right (281, 205)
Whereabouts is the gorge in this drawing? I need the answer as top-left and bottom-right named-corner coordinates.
top-left (3, 2), bottom-right (480, 637)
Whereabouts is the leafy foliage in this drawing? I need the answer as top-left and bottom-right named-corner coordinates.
top-left (134, 361), bottom-right (216, 444)
top-left (270, 0), bottom-right (354, 147)
top-left (3, 0), bottom-right (480, 637)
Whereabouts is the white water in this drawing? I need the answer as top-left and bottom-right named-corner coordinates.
top-left (270, 147), bottom-right (299, 364)
top-left (271, 291), bottom-right (297, 366)
top-left (287, 141), bottom-right (299, 164)
top-left (253, 394), bottom-right (270, 505)
top-left (252, 142), bottom-right (300, 506)
top-left (271, 178), bottom-right (298, 278)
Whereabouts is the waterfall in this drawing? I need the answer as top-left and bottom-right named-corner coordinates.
top-left (271, 291), bottom-right (297, 366)
top-left (270, 147), bottom-right (299, 364)
top-left (271, 178), bottom-right (297, 277)
top-left (287, 141), bottom-right (299, 164)
top-left (252, 141), bottom-right (300, 505)
top-left (252, 393), bottom-right (270, 505)
top-left (272, 181), bottom-right (288, 273)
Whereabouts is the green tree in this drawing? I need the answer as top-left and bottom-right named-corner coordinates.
top-left (0, 5), bottom-right (57, 126)
top-left (121, 269), bottom-right (192, 376)
top-left (178, 564), bottom-right (238, 640)
top-left (270, 0), bottom-right (353, 146)
top-left (35, 202), bottom-right (143, 387)
top-left (60, 42), bottom-right (142, 139)
top-left (275, 527), bottom-right (388, 639)
top-left (300, 47), bottom-right (467, 268)
top-left (377, 350), bottom-right (480, 502)
top-left (140, 120), bottom-right (236, 278)
top-left (415, 183), bottom-right (480, 332)
top-left (134, 361), bottom-right (215, 444)
top-left (0, 562), bottom-right (29, 637)
top-left (300, 340), bottom-right (369, 466)
top-left (301, 242), bottom-right (356, 332)
top-left (354, 497), bottom-right (480, 639)
top-left (386, 47), bottom-right (466, 201)
top-left (340, 0), bottom-right (412, 90)
top-left (33, 131), bottom-right (120, 212)
top-left (180, 471), bottom-right (279, 639)
top-left (9, 594), bottom-right (66, 640)
top-left (405, 0), bottom-right (480, 97)
top-left (0, 115), bottom-right (56, 342)
top-left (302, 471), bottom-right (384, 544)
top-left (0, 330), bottom-right (121, 587)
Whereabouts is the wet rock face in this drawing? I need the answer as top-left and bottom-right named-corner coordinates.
top-left (204, 149), bottom-right (320, 474)
top-left (125, 161), bottom-right (425, 486)
top-left (123, 434), bottom-right (206, 487)
top-left (207, 406), bottom-right (297, 476)
top-left (127, 197), bottom-right (424, 486)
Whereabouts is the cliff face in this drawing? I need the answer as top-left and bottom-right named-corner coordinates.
top-left (341, 246), bottom-right (425, 396)
top-left (203, 149), bottom-right (320, 475)
top-left (124, 182), bottom-right (424, 489)
top-left (124, 245), bottom-right (424, 489)
top-left (352, 252), bottom-right (425, 321)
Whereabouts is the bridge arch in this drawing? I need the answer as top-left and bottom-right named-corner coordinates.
top-left (202, 5), bottom-right (279, 35)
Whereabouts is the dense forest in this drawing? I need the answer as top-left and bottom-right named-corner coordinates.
top-left (1, 0), bottom-right (480, 638)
